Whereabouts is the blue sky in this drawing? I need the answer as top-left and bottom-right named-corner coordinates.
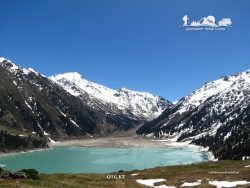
top-left (0, 0), bottom-right (249, 101)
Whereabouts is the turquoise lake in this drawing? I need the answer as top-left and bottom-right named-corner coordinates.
top-left (0, 146), bottom-right (208, 174)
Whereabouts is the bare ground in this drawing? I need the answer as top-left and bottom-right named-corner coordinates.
top-left (51, 126), bottom-right (169, 148)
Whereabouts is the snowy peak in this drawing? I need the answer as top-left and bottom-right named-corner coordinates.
top-left (0, 57), bottom-right (41, 76)
top-left (2, 56), bottom-right (166, 141)
top-left (178, 69), bottom-right (250, 114)
top-left (0, 57), bottom-right (117, 141)
top-left (0, 57), bottom-right (20, 72)
top-left (137, 68), bottom-right (250, 160)
top-left (50, 72), bottom-right (117, 100)
top-left (117, 87), bottom-right (159, 98)
top-left (50, 72), bottom-right (172, 120)
top-left (53, 72), bottom-right (83, 82)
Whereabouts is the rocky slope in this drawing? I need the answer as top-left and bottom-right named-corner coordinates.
top-left (0, 57), bottom-right (109, 142)
top-left (137, 70), bottom-right (250, 160)
top-left (49, 72), bottom-right (171, 122)
top-left (0, 57), bottom-right (171, 150)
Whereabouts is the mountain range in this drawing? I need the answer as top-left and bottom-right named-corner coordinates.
top-left (0, 56), bottom-right (249, 160)
top-left (0, 56), bottom-right (171, 151)
top-left (49, 72), bottom-right (171, 122)
top-left (137, 69), bottom-right (250, 159)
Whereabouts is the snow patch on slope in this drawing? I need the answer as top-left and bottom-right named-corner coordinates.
top-left (0, 57), bottom-right (42, 77)
top-left (177, 70), bottom-right (250, 115)
top-left (208, 180), bottom-right (250, 188)
top-left (180, 180), bottom-right (201, 187)
top-left (136, 179), bottom-right (175, 188)
top-left (50, 72), bottom-right (171, 120)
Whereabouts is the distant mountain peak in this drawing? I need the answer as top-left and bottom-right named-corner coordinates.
top-left (50, 72), bottom-right (172, 121)
top-left (52, 72), bottom-right (84, 82)
top-left (118, 87), bottom-right (157, 97)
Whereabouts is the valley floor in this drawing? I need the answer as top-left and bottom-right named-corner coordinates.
top-left (50, 136), bottom-right (169, 148)
top-left (50, 126), bottom-right (169, 148)
top-left (0, 160), bottom-right (249, 187)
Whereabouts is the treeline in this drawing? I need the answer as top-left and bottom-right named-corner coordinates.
top-left (0, 130), bottom-right (47, 152)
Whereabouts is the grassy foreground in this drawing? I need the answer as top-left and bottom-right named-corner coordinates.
top-left (0, 160), bottom-right (249, 188)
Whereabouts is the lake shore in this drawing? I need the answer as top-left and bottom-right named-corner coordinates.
top-left (49, 126), bottom-right (171, 148)
top-left (0, 147), bottom-right (53, 158)
top-left (49, 136), bottom-right (170, 148)
top-left (0, 160), bottom-right (249, 187)
top-left (0, 126), bottom-right (215, 161)
top-left (50, 135), bottom-right (216, 161)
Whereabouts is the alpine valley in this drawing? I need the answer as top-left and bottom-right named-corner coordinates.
top-left (0, 56), bottom-right (249, 161)
top-left (0, 57), bottom-right (171, 152)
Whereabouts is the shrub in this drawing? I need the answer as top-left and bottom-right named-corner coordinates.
top-left (21, 169), bottom-right (39, 180)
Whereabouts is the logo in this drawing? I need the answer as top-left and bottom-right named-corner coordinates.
top-left (181, 15), bottom-right (232, 31)
top-left (106, 174), bottom-right (126, 180)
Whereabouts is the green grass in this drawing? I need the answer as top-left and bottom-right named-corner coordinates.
top-left (0, 160), bottom-right (249, 187)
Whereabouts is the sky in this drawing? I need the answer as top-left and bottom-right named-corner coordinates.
top-left (0, 0), bottom-right (250, 101)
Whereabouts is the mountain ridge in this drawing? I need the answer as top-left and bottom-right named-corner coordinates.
top-left (0, 56), bottom-right (171, 152)
top-left (137, 69), bottom-right (250, 159)
top-left (1, 56), bottom-right (249, 159)
top-left (49, 72), bottom-right (172, 121)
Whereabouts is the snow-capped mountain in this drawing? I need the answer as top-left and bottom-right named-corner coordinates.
top-left (0, 57), bottom-right (42, 77)
top-left (0, 56), bottom-right (172, 152)
top-left (0, 57), bottom-right (142, 147)
top-left (49, 72), bottom-right (171, 121)
top-left (137, 69), bottom-right (250, 159)
top-left (0, 57), bottom-right (108, 141)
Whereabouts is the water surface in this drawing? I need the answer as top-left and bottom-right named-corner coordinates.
top-left (0, 146), bottom-right (208, 173)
